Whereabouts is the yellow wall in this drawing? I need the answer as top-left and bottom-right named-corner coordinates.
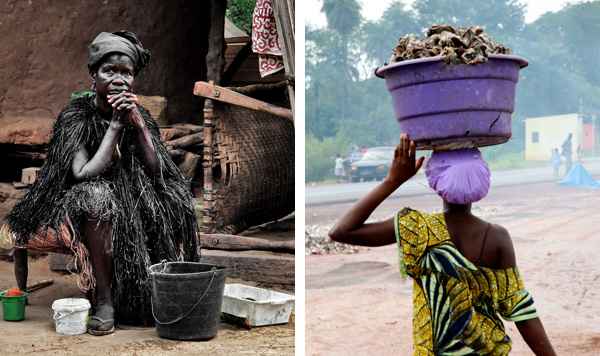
top-left (525, 114), bottom-right (582, 161)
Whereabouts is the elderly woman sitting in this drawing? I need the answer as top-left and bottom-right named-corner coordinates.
top-left (7, 31), bottom-right (199, 335)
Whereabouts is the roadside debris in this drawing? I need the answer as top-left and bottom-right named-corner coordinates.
top-left (305, 224), bottom-right (363, 255)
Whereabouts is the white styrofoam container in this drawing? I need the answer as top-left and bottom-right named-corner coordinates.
top-left (222, 284), bottom-right (295, 327)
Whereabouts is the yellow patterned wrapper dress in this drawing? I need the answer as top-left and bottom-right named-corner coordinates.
top-left (394, 208), bottom-right (538, 355)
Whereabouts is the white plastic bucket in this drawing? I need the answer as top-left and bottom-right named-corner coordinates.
top-left (51, 298), bottom-right (91, 335)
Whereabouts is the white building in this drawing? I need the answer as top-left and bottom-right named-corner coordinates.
top-left (524, 113), bottom-right (596, 161)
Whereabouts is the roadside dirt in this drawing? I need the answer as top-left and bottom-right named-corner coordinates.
top-left (306, 181), bottom-right (600, 355)
top-left (0, 257), bottom-right (294, 356)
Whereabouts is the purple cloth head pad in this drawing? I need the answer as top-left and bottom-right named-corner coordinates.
top-left (425, 148), bottom-right (491, 204)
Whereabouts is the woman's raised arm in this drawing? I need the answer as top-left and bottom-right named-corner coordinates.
top-left (329, 134), bottom-right (424, 246)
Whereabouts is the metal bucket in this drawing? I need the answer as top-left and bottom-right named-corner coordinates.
top-left (376, 54), bottom-right (528, 150)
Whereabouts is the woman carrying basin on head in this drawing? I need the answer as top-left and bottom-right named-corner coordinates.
top-left (329, 134), bottom-right (556, 355)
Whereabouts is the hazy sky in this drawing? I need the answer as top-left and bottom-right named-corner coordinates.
top-left (305, 0), bottom-right (586, 27)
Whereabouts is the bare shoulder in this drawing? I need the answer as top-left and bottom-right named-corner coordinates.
top-left (488, 223), bottom-right (517, 268)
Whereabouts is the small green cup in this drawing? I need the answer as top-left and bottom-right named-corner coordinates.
top-left (0, 291), bottom-right (28, 321)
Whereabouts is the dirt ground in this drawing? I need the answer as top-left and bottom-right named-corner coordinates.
top-left (306, 181), bottom-right (600, 355)
top-left (0, 258), bottom-right (294, 356)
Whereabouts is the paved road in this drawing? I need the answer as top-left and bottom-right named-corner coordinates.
top-left (306, 159), bottom-right (600, 206)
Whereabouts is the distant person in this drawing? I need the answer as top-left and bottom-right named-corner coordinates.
top-left (348, 145), bottom-right (362, 163)
top-left (334, 153), bottom-right (345, 183)
top-left (561, 133), bottom-right (573, 175)
top-left (551, 148), bottom-right (561, 178)
top-left (329, 134), bottom-right (556, 355)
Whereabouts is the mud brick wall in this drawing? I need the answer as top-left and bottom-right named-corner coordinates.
top-left (0, 0), bottom-right (210, 125)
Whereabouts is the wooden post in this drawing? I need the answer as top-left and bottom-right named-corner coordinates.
top-left (272, 0), bottom-right (295, 117)
top-left (202, 97), bottom-right (216, 233)
top-left (207, 0), bottom-right (227, 84)
top-left (202, 0), bottom-right (227, 233)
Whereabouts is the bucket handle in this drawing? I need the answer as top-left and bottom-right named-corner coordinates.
top-left (158, 259), bottom-right (168, 273)
top-left (151, 270), bottom-right (217, 325)
top-left (53, 310), bottom-right (79, 321)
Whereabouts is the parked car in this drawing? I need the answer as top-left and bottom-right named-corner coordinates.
top-left (349, 146), bottom-right (395, 182)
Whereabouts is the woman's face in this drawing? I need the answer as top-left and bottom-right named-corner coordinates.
top-left (93, 53), bottom-right (135, 101)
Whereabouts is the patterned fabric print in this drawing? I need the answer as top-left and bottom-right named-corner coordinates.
top-left (252, 0), bottom-right (284, 77)
top-left (395, 209), bottom-right (538, 355)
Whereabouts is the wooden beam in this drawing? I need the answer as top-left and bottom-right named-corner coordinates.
top-left (206, 0), bottom-right (227, 84)
top-left (5, 151), bottom-right (47, 161)
top-left (160, 124), bottom-right (202, 142)
top-left (200, 233), bottom-right (295, 253)
top-left (200, 249), bottom-right (294, 287)
top-left (272, 0), bottom-right (295, 115)
top-left (194, 81), bottom-right (293, 121)
top-left (164, 132), bottom-right (204, 149)
top-left (228, 81), bottom-right (288, 96)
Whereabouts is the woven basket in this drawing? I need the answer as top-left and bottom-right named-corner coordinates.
top-left (207, 104), bottom-right (294, 234)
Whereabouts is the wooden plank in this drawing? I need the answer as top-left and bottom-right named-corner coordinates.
top-left (194, 81), bottom-right (293, 121)
top-left (229, 81), bottom-right (288, 96)
top-left (272, 0), bottom-right (295, 116)
top-left (200, 249), bottom-right (294, 287)
top-left (164, 132), bottom-right (203, 149)
top-left (200, 233), bottom-right (294, 253)
top-left (7, 151), bottom-right (47, 161)
top-left (160, 125), bottom-right (202, 141)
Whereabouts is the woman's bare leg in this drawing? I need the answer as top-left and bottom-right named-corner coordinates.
top-left (84, 218), bottom-right (114, 333)
top-left (14, 248), bottom-right (28, 291)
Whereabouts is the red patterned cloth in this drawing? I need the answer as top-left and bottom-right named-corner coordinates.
top-left (252, 0), bottom-right (284, 77)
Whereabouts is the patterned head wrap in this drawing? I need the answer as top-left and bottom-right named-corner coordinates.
top-left (88, 31), bottom-right (150, 75)
top-left (425, 148), bottom-right (491, 204)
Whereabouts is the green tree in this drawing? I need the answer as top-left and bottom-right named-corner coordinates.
top-left (413, 0), bottom-right (526, 42)
top-left (361, 2), bottom-right (421, 65)
top-left (527, 2), bottom-right (600, 88)
top-left (227, 0), bottom-right (255, 34)
top-left (306, 26), bottom-right (349, 139)
top-left (321, 0), bottom-right (362, 122)
top-left (322, 0), bottom-right (362, 40)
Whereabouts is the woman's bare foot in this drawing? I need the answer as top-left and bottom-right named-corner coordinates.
top-left (88, 303), bottom-right (115, 336)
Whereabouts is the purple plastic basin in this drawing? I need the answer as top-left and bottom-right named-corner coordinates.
top-left (375, 54), bottom-right (528, 150)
